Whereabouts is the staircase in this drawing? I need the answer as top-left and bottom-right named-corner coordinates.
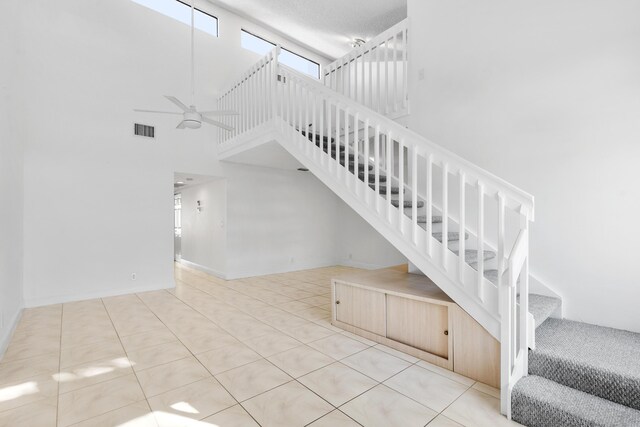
top-left (212, 20), bottom-right (640, 424)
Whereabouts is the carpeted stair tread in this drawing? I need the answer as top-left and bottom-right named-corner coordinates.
top-left (416, 215), bottom-right (442, 224)
top-left (478, 269), bottom-right (499, 283)
top-left (451, 249), bottom-right (496, 264)
top-left (369, 184), bottom-right (401, 195)
top-left (340, 160), bottom-right (374, 171)
top-left (520, 294), bottom-right (561, 328)
top-left (301, 130), bottom-right (334, 146)
top-left (359, 172), bottom-right (386, 183)
top-left (330, 151), bottom-right (356, 161)
top-left (529, 318), bottom-right (640, 410)
top-left (432, 231), bottom-right (469, 242)
top-left (391, 200), bottom-right (425, 208)
top-left (512, 375), bottom-right (640, 427)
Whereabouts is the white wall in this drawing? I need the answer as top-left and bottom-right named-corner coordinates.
top-left (407, 0), bottom-right (640, 332)
top-left (335, 202), bottom-right (406, 269)
top-left (225, 165), bottom-right (340, 278)
top-left (0, 0), bottom-right (25, 354)
top-left (19, 0), bottom-right (332, 306)
top-left (178, 179), bottom-right (227, 276)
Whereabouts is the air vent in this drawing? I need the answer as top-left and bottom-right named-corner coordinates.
top-left (134, 123), bottom-right (155, 138)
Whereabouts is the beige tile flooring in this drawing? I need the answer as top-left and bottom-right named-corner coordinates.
top-left (0, 264), bottom-right (522, 426)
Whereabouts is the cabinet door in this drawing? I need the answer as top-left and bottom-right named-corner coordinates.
top-left (386, 295), bottom-right (449, 358)
top-left (334, 282), bottom-right (386, 336)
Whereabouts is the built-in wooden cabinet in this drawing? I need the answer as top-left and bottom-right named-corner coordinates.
top-left (386, 296), bottom-right (449, 359)
top-left (331, 268), bottom-right (500, 388)
top-left (334, 282), bottom-right (386, 336)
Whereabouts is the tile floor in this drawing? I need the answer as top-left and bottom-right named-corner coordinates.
top-left (0, 264), bottom-right (522, 426)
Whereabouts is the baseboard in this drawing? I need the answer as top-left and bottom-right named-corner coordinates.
top-left (178, 259), bottom-right (226, 280)
top-left (0, 307), bottom-right (23, 362)
top-left (226, 258), bottom-right (338, 280)
top-left (338, 259), bottom-right (400, 270)
top-left (23, 282), bottom-right (175, 308)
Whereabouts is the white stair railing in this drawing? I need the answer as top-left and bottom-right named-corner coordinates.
top-left (217, 48), bottom-right (533, 419)
top-left (217, 48), bottom-right (279, 145)
top-left (323, 19), bottom-right (409, 118)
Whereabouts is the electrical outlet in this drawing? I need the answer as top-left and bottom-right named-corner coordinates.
top-left (290, 257), bottom-right (294, 264)
top-left (348, 253), bottom-right (353, 260)
top-left (418, 68), bottom-right (425, 81)
top-left (131, 273), bottom-right (137, 280)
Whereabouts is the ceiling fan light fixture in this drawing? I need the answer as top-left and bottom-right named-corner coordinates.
top-left (183, 120), bottom-right (201, 129)
top-left (351, 38), bottom-right (366, 48)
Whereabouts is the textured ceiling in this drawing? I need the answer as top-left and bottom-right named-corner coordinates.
top-left (206, 0), bottom-right (407, 60)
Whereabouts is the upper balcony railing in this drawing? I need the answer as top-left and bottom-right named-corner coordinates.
top-left (323, 19), bottom-right (409, 119)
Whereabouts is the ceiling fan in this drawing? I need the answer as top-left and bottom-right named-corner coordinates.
top-left (134, 0), bottom-right (236, 131)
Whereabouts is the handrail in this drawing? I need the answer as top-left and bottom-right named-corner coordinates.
top-left (282, 64), bottom-right (534, 220)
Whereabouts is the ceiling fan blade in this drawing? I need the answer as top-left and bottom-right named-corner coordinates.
top-left (176, 121), bottom-right (187, 129)
top-left (134, 109), bottom-right (182, 115)
top-left (199, 110), bottom-right (240, 116)
top-left (164, 96), bottom-right (190, 112)
top-left (201, 116), bottom-right (234, 131)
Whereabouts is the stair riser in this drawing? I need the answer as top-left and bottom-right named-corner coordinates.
top-left (512, 376), bottom-right (640, 427)
top-left (529, 354), bottom-right (640, 411)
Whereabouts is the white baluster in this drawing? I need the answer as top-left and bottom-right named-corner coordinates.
top-left (374, 125), bottom-right (380, 212)
top-left (319, 99), bottom-right (325, 165)
top-left (364, 119), bottom-right (370, 203)
top-left (412, 147), bottom-right (418, 244)
top-left (344, 108), bottom-right (350, 184)
top-left (402, 28), bottom-right (408, 110)
top-left (393, 33), bottom-right (398, 113)
top-left (497, 192), bottom-right (506, 289)
top-left (398, 139), bottom-right (404, 233)
top-left (426, 154), bottom-right (433, 257)
top-left (305, 87), bottom-right (310, 155)
top-left (335, 104), bottom-right (341, 176)
top-left (327, 101), bottom-right (332, 169)
top-left (353, 113), bottom-right (359, 193)
top-left (368, 48), bottom-right (373, 109)
top-left (360, 52), bottom-right (365, 106)
top-left (384, 39), bottom-right (389, 116)
top-left (477, 182), bottom-right (485, 302)
top-left (458, 171), bottom-right (466, 284)
top-left (312, 91), bottom-right (317, 161)
top-left (353, 55), bottom-right (358, 102)
top-left (442, 162), bottom-right (449, 268)
top-left (387, 131), bottom-right (393, 222)
top-left (376, 44), bottom-right (381, 113)
top-left (298, 80), bottom-right (303, 135)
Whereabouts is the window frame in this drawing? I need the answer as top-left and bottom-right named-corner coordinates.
top-left (240, 29), bottom-right (321, 79)
top-left (176, 0), bottom-right (219, 37)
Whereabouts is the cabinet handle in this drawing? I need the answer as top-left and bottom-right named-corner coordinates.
top-left (335, 300), bottom-right (340, 305)
top-left (444, 330), bottom-right (449, 336)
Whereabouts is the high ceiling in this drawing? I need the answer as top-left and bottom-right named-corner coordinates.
top-left (206, 0), bottom-right (407, 60)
